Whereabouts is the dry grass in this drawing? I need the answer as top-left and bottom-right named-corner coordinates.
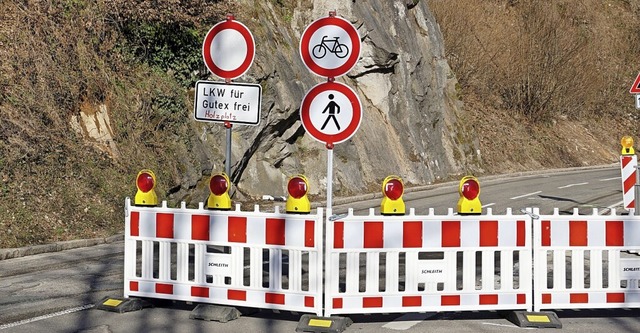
top-left (0, 0), bottom-right (231, 248)
top-left (1, 0), bottom-right (639, 247)
top-left (428, 0), bottom-right (640, 172)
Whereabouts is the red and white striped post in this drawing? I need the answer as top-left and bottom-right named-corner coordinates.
top-left (620, 136), bottom-right (637, 213)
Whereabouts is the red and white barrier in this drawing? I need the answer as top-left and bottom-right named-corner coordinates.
top-left (621, 155), bottom-right (637, 210)
top-left (533, 207), bottom-right (640, 311)
top-left (323, 207), bottom-right (533, 316)
top-left (123, 198), bottom-right (324, 315)
top-left (123, 198), bottom-right (640, 317)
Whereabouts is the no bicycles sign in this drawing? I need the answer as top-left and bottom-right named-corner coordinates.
top-left (299, 13), bottom-right (361, 78)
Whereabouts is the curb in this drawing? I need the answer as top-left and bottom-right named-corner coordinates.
top-left (0, 233), bottom-right (124, 261)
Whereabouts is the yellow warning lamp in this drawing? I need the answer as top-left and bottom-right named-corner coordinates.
top-left (207, 172), bottom-right (232, 210)
top-left (286, 175), bottom-right (311, 214)
top-left (457, 176), bottom-right (482, 215)
top-left (134, 169), bottom-right (158, 206)
top-left (381, 175), bottom-right (405, 215)
top-left (621, 136), bottom-right (635, 155)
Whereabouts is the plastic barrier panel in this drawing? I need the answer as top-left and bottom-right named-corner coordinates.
top-left (533, 208), bottom-right (640, 311)
top-left (123, 198), bottom-right (324, 315)
top-left (324, 207), bottom-right (533, 316)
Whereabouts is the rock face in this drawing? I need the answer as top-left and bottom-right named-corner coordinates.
top-left (178, 0), bottom-right (478, 202)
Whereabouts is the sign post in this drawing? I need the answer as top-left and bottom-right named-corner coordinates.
top-left (196, 14), bottom-right (258, 178)
top-left (299, 11), bottom-right (361, 210)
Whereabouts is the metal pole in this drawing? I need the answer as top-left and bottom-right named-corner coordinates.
top-left (326, 143), bottom-right (334, 211)
top-left (635, 165), bottom-right (640, 216)
top-left (225, 121), bottom-right (232, 177)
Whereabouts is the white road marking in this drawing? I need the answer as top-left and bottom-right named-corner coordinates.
top-left (482, 203), bottom-right (495, 208)
top-left (599, 177), bottom-right (620, 181)
top-left (510, 191), bottom-right (542, 200)
top-left (0, 304), bottom-right (94, 330)
top-left (557, 182), bottom-right (588, 189)
top-left (382, 312), bottom-right (435, 330)
top-left (599, 200), bottom-right (626, 214)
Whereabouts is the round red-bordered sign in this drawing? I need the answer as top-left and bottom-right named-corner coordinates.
top-left (300, 81), bottom-right (362, 145)
top-left (202, 19), bottom-right (255, 79)
top-left (300, 15), bottom-right (361, 78)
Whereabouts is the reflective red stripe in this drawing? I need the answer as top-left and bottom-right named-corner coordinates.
top-left (606, 221), bottom-right (624, 246)
top-left (607, 293), bottom-right (625, 303)
top-left (517, 220), bottom-right (526, 247)
top-left (570, 293), bottom-right (589, 303)
top-left (156, 213), bottom-right (174, 238)
top-left (266, 218), bottom-right (286, 245)
top-left (479, 294), bottom-right (498, 305)
top-left (480, 221), bottom-right (498, 247)
top-left (305, 296), bottom-right (315, 307)
top-left (334, 222), bottom-right (344, 248)
top-left (228, 289), bottom-right (246, 301)
top-left (191, 286), bottom-right (209, 298)
top-left (228, 216), bottom-right (247, 243)
top-left (191, 215), bottom-right (210, 241)
top-left (441, 295), bottom-right (460, 306)
top-left (363, 297), bottom-right (383, 308)
top-left (569, 221), bottom-right (588, 246)
top-left (542, 220), bottom-right (551, 246)
top-left (130, 211), bottom-right (140, 236)
top-left (265, 292), bottom-right (285, 305)
top-left (156, 283), bottom-right (173, 294)
top-left (364, 222), bottom-right (384, 248)
top-left (403, 221), bottom-right (422, 248)
top-left (305, 220), bottom-right (315, 247)
top-left (442, 221), bottom-right (461, 247)
top-left (402, 296), bottom-right (421, 307)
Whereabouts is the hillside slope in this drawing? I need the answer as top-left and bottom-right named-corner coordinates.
top-left (1, 0), bottom-right (638, 248)
top-left (428, 0), bottom-right (640, 172)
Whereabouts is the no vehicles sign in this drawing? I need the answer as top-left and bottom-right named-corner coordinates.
top-left (194, 81), bottom-right (261, 125)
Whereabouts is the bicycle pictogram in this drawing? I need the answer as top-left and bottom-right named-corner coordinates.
top-left (312, 36), bottom-right (349, 59)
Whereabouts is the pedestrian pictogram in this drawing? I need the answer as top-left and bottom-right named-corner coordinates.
top-left (299, 13), bottom-right (361, 78)
top-left (300, 81), bottom-right (362, 145)
top-left (202, 15), bottom-right (255, 80)
top-left (321, 94), bottom-right (341, 130)
top-left (630, 71), bottom-right (640, 94)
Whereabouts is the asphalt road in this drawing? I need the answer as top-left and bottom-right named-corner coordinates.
top-left (2, 165), bottom-right (640, 333)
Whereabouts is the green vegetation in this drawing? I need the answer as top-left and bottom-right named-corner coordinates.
top-left (0, 0), bottom-right (233, 248)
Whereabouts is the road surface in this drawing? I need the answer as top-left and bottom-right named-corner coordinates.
top-left (3, 165), bottom-right (639, 333)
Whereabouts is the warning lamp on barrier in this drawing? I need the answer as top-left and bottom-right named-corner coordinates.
top-left (621, 136), bottom-right (635, 155)
top-left (457, 175), bottom-right (482, 215)
top-left (207, 172), bottom-right (232, 210)
top-left (286, 175), bottom-right (311, 214)
top-left (134, 169), bottom-right (158, 206)
top-left (381, 175), bottom-right (405, 215)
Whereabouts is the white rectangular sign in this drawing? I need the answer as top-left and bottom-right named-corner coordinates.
top-left (417, 259), bottom-right (447, 283)
top-left (194, 80), bottom-right (261, 125)
top-left (620, 258), bottom-right (640, 279)
top-left (635, 94), bottom-right (640, 109)
top-left (205, 253), bottom-right (232, 276)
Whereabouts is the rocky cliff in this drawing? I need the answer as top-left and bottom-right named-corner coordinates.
top-left (170, 0), bottom-right (477, 202)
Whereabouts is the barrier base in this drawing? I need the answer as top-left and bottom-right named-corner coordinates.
top-left (505, 311), bottom-right (562, 328)
top-left (296, 314), bottom-right (352, 333)
top-left (95, 296), bottom-right (152, 313)
top-left (189, 304), bottom-right (241, 323)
